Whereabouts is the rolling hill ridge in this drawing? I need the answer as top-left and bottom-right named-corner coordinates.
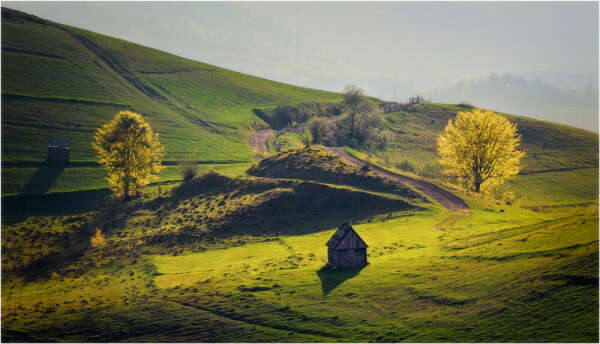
top-left (1, 7), bottom-right (340, 164)
top-left (2, 7), bottom-right (598, 197)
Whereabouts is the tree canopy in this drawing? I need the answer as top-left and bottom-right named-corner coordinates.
top-left (93, 111), bottom-right (164, 198)
top-left (338, 97), bottom-right (385, 146)
top-left (437, 109), bottom-right (525, 192)
top-left (336, 86), bottom-right (389, 148)
top-left (342, 84), bottom-right (364, 111)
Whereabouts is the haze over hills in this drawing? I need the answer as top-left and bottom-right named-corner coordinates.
top-left (429, 73), bottom-right (599, 131)
top-left (269, 71), bottom-right (599, 132)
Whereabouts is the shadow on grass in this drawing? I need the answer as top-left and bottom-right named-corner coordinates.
top-left (207, 180), bottom-right (415, 238)
top-left (316, 265), bottom-right (364, 297)
top-left (2, 188), bottom-right (112, 225)
top-left (19, 162), bottom-right (66, 195)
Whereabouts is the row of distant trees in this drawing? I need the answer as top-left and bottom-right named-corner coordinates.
top-left (255, 87), bottom-right (435, 149)
top-left (92, 86), bottom-right (524, 199)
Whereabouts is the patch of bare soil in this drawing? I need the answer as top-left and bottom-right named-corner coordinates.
top-left (249, 129), bottom-right (273, 154)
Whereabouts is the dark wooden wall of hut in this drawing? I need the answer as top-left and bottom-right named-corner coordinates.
top-left (328, 247), bottom-right (367, 268)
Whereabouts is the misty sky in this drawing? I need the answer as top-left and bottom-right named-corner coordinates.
top-left (4, 1), bottom-right (599, 108)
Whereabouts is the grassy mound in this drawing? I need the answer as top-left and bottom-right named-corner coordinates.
top-left (1, 212), bottom-right (94, 275)
top-left (132, 173), bottom-right (415, 248)
top-left (1, 172), bottom-right (415, 279)
top-left (169, 171), bottom-right (292, 200)
top-left (247, 147), bottom-right (424, 201)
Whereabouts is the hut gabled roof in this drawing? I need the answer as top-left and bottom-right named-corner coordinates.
top-left (326, 223), bottom-right (368, 249)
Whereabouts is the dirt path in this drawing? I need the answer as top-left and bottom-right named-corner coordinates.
top-left (249, 129), bottom-right (273, 154)
top-left (518, 166), bottom-right (597, 175)
top-left (326, 147), bottom-right (469, 212)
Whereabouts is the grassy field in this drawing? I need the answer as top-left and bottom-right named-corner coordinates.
top-left (506, 167), bottom-right (598, 207)
top-left (2, 161), bottom-right (598, 342)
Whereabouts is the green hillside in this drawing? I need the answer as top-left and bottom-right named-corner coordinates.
top-left (332, 102), bottom-right (599, 173)
top-left (2, 8), bottom-right (598, 197)
top-left (1, 7), bottom-right (340, 195)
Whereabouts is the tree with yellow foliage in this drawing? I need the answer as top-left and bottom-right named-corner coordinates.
top-left (437, 109), bottom-right (525, 193)
top-left (93, 111), bottom-right (164, 198)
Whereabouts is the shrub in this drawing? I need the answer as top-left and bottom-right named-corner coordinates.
top-left (180, 164), bottom-right (197, 182)
top-left (303, 130), bottom-right (313, 147)
top-left (396, 159), bottom-right (416, 173)
top-left (485, 184), bottom-right (517, 204)
top-left (419, 161), bottom-right (444, 179)
top-left (308, 117), bottom-right (335, 145)
top-left (276, 133), bottom-right (304, 151)
top-left (90, 228), bottom-right (106, 248)
top-left (178, 151), bottom-right (198, 182)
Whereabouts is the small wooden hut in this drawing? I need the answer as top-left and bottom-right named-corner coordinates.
top-left (47, 139), bottom-right (70, 162)
top-left (326, 223), bottom-right (368, 268)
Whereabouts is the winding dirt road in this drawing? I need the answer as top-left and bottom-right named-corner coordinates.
top-left (247, 128), bottom-right (469, 212)
top-left (249, 129), bottom-right (273, 154)
top-left (326, 147), bottom-right (469, 212)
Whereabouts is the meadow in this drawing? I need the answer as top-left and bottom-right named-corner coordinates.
top-left (2, 159), bottom-right (597, 342)
top-left (1, 7), bottom-right (598, 343)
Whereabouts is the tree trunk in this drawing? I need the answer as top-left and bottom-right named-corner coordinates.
top-left (475, 182), bottom-right (481, 193)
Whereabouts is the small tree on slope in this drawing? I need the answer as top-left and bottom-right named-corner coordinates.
top-left (437, 109), bottom-right (525, 192)
top-left (93, 111), bottom-right (164, 198)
